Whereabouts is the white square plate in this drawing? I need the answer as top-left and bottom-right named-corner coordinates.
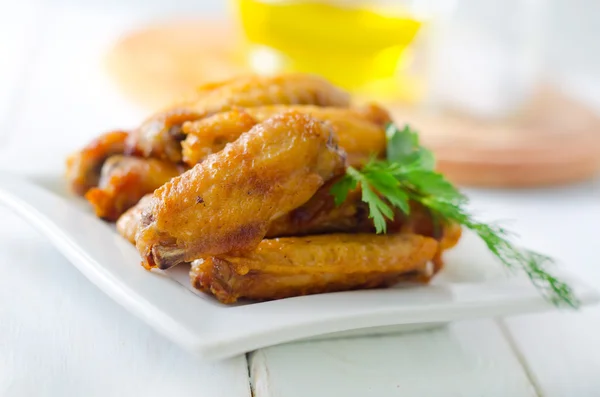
top-left (0, 172), bottom-right (597, 360)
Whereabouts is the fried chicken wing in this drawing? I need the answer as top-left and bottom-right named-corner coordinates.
top-left (190, 233), bottom-right (438, 303)
top-left (126, 74), bottom-right (351, 162)
top-left (244, 103), bottom-right (391, 126)
top-left (65, 131), bottom-right (129, 195)
top-left (181, 109), bottom-right (258, 165)
top-left (265, 181), bottom-right (443, 238)
top-left (247, 105), bottom-right (388, 165)
top-left (114, 177), bottom-right (462, 272)
top-left (432, 222), bottom-right (462, 273)
top-left (181, 104), bottom-right (389, 166)
top-left (116, 194), bottom-right (154, 244)
top-left (136, 113), bottom-right (347, 270)
top-left (265, 180), bottom-right (373, 237)
top-left (268, 185), bottom-right (461, 251)
top-left (266, 183), bottom-right (461, 272)
top-left (85, 155), bottom-right (185, 221)
top-left (354, 103), bottom-right (393, 128)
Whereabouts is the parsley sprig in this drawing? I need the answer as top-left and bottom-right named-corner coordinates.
top-left (330, 124), bottom-right (579, 308)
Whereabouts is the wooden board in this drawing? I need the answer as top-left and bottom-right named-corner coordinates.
top-left (390, 89), bottom-right (600, 188)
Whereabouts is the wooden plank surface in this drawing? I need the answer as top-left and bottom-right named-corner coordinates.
top-left (0, 210), bottom-right (251, 397)
top-left (501, 310), bottom-right (600, 397)
top-left (250, 320), bottom-right (537, 397)
top-left (492, 200), bottom-right (600, 397)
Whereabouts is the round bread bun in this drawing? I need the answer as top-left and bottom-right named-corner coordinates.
top-left (105, 19), bottom-right (249, 109)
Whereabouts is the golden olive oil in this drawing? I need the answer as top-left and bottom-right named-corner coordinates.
top-left (235, 0), bottom-right (425, 101)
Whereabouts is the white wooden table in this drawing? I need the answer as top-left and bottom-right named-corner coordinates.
top-left (0, 2), bottom-right (599, 396)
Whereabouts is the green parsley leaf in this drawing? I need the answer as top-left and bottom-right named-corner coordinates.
top-left (330, 123), bottom-right (579, 308)
top-left (347, 166), bottom-right (395, 233)
top-left (411, 147), bottom-right (436, 171)
top-left (401, 169), bottom-right (465, 201)
top-left (366, 172), bottom-right (410, 216)
top-left (385, 123), bottom-right (436, 171)
top-left (386, 124), bottom-right (417, 163)
top-left (329, 174), bottom-right (357, 206)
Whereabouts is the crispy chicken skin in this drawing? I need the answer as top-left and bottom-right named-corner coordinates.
top-left (116, 194), bottom-right (154, 244)
top-left (65, 131), bottom-right (129, 195)
top-left (181, 104), bottom-right (389, 166)
top-left (243, 103), bottom-right (391, 127)
top-left (190, 233), bottom-right (439, 303)
top-left (354, 103), bottom-right (394, 128)
top-left (265, 181), bottom-right (372, 237)
top-left (126, 74), bottom-right (351, 162)
top-left (136, 113), bottom-right (347, 270)
top-left (248, 104), bottom-right (388, 166)
top-left (127, 108), bottom-right (201, 163)
top-left (266, 183), bottom-right (462, 271)
top-left (266, 182), bottom-right (455, 239)
top-left (113, 179), bottom-right (461, 273)
top-left (85, 155), bottom-right (185, 221)
top-left (184, 73), bottom-right (351, 109)
top-left (433, 222), bottom-right (462, 273)
top-left (181, 109), bottom-right (258, 165)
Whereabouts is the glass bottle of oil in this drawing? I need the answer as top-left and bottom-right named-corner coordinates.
top-left (232, 0), bottom-right (432, 102)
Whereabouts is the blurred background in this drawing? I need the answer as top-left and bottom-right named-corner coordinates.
top-left (15, 0), bottom-right (596, 80)
top-left (0, 0), bottom-right (599, 187)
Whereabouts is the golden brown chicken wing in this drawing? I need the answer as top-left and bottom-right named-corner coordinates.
top-left (244, 103), bottom-right (391, 126)
top-left (65, 131), bottom-right (129, 195)
top-left (85, 155), bottom-right (185, 221)
top-left (116, 193), bottom-right (154, 244)
top-left (181, 104), bottom-right (389, 166)
top-left (266, 183), bottom-right (462, 267)
top-left (432, 222), bottom-right (462, 273)
top-left (384, 203), bottom-right (462, 272)
top-left (265, 180), bottom-right (373, 237)
top-left (190, 233), bottom-right (438, 303)
top-left (126, 73), bottom-right (351, 162)
top-left (265, 180), bottom-right (439, 236)
top-left (354, 102), bottom-right (393, 128)
top-left (136, 112), bottom-right (347, 270)
top-left (181, 109), bottom-right (258, 165)
top-left (113, 178), bottom-right (462, 270)
top-left (251, 104), bottom-right (391, 165)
